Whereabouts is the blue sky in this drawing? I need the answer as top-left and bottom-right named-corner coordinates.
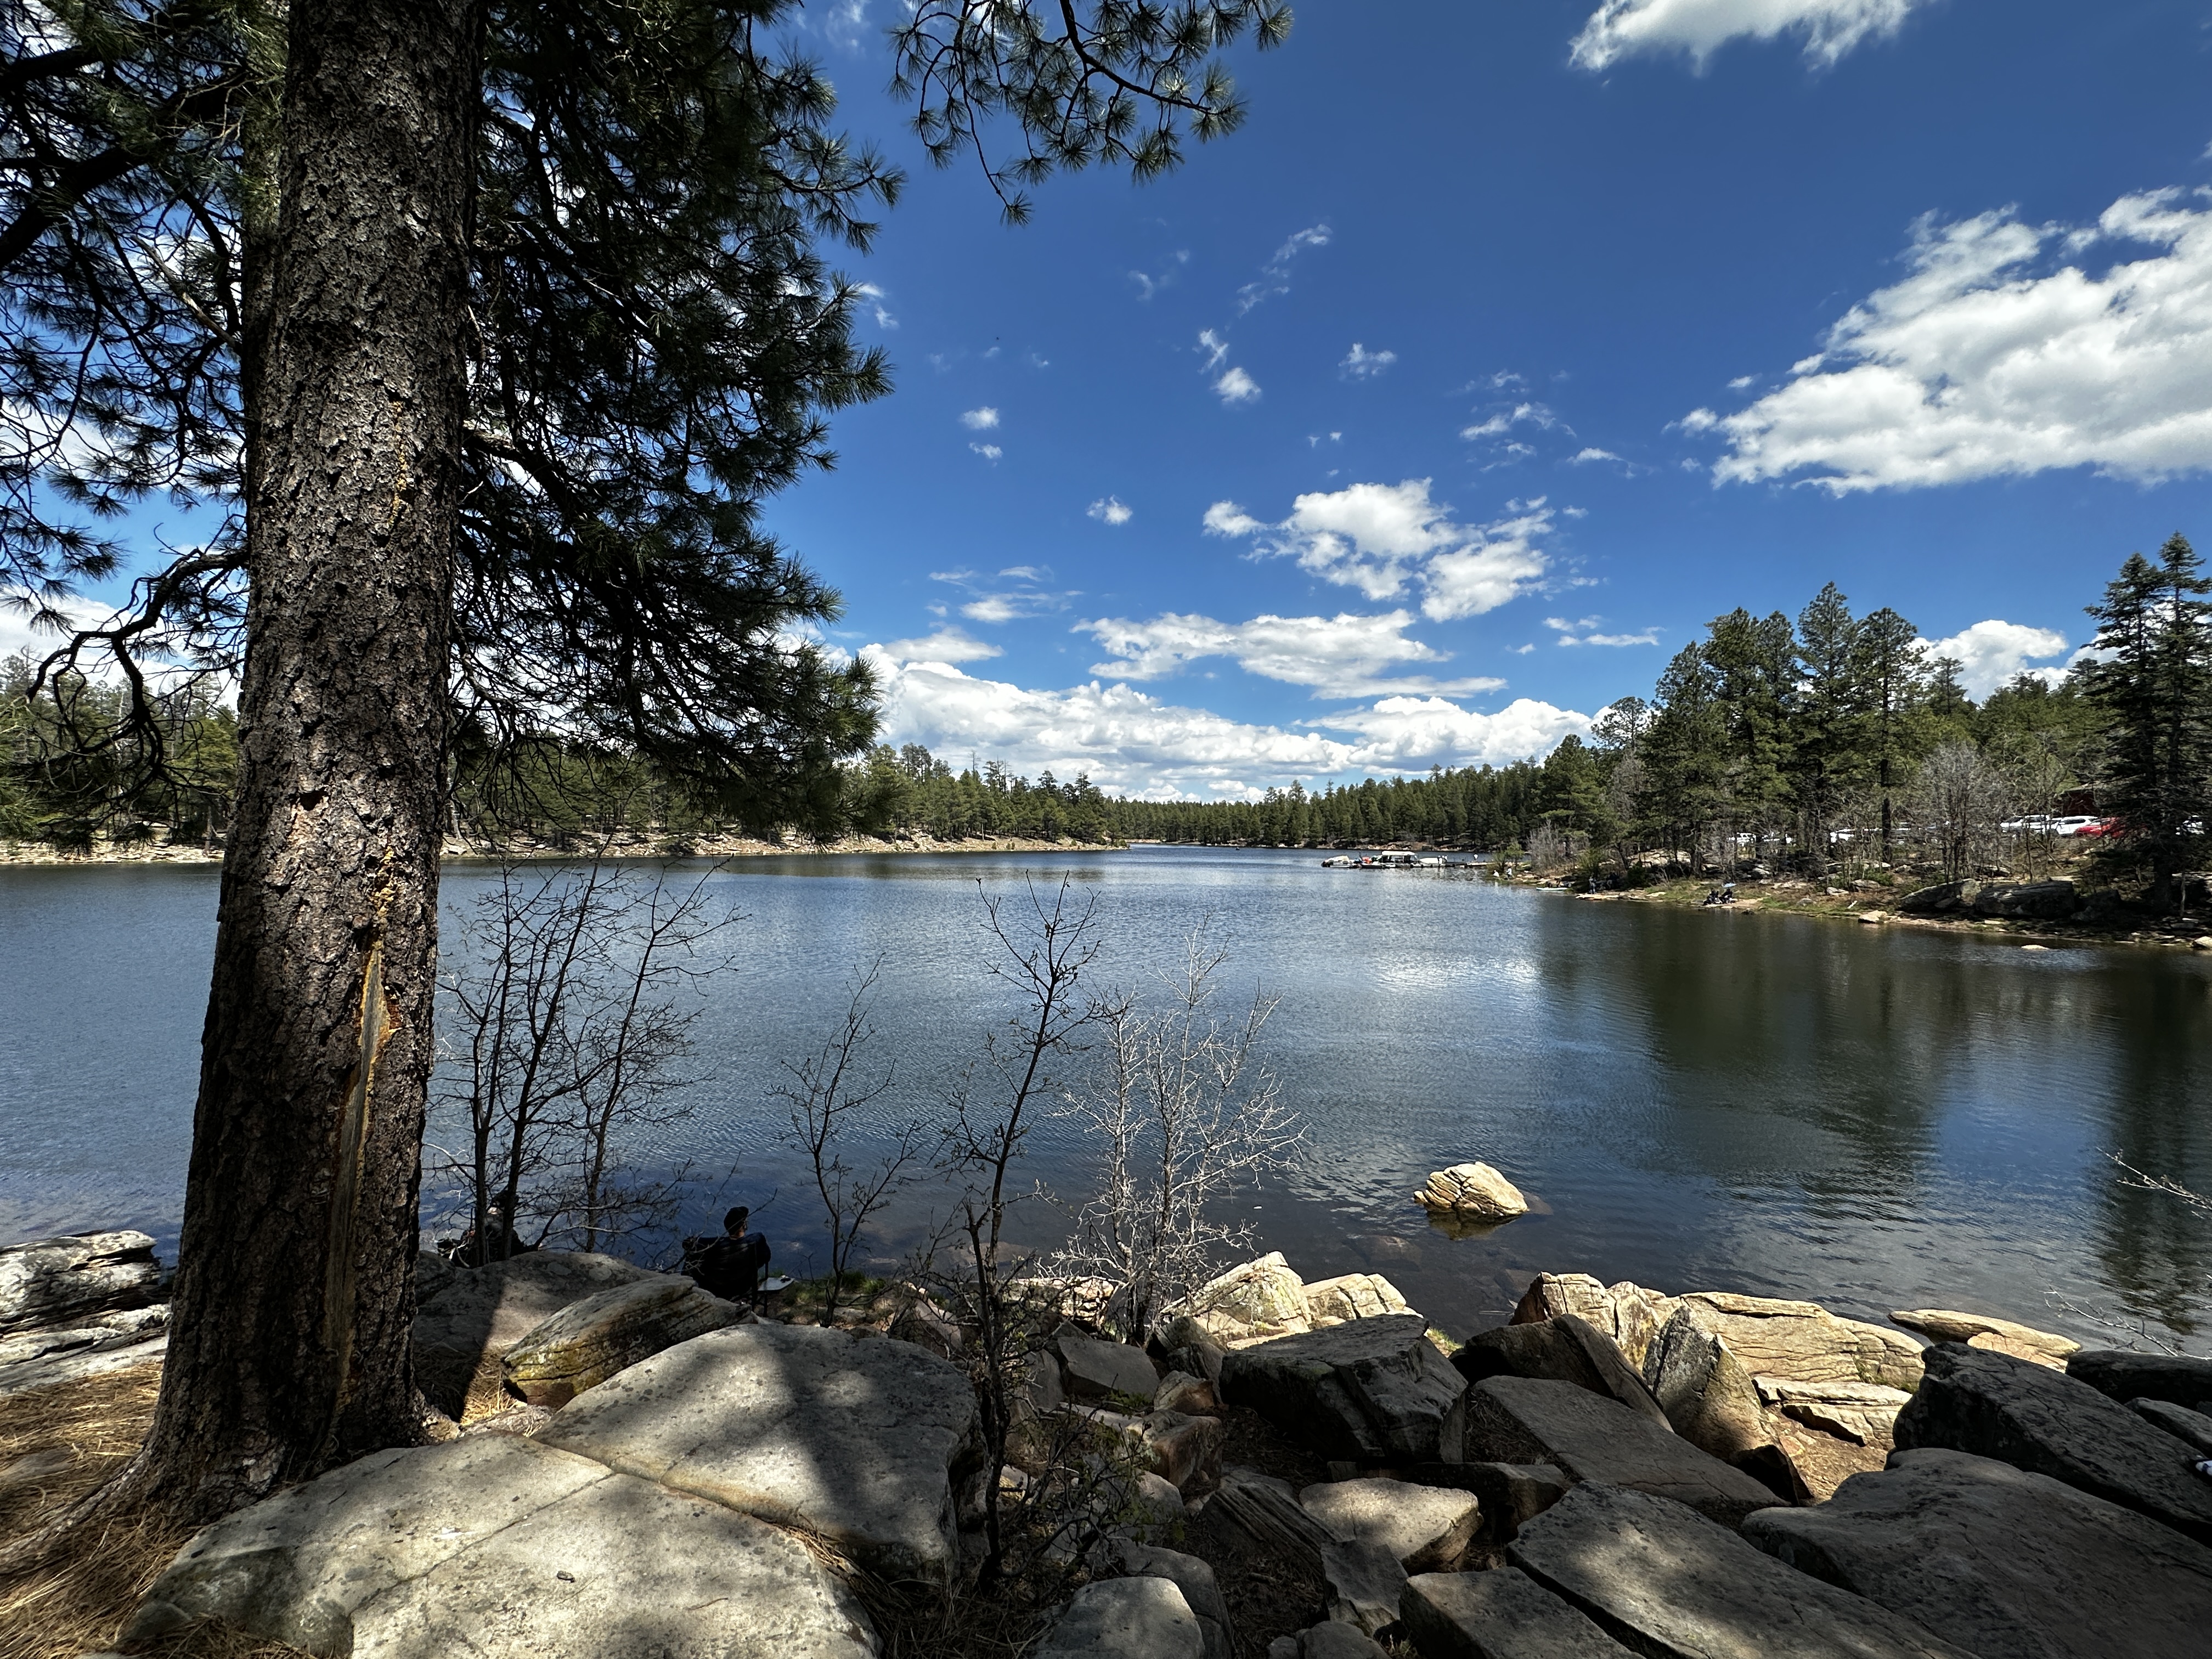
top-left (759, 0), bottom-right (2212, 797)
top-left (18, 1), bottom-right (2212, 801)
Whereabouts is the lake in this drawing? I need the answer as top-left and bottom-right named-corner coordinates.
top-left (3, 846), bottom-right (2209, 1346)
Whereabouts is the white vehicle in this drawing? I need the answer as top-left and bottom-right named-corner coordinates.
top-left (2000, 815), bottom-right (2053, 833)
top-left (2052, 816), bottom-right (2103, 837)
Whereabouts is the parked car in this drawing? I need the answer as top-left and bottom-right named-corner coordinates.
top-left (2052, 816), bottom-right (2104, 837)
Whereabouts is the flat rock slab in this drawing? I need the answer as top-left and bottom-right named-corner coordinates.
top-left (538, 1322), bottom-right (978, 1581)
top-left (0, 1231), bottom-right (160, 1335)
top-left (2067, 1347), bottom-right (2212, 1410)
top-left (503, 1277), bottom-right (736, 1407)
top-left (1323, 1536), bottom-right (1408, 1638)
top-left (1060, 1330), bottom-right (1163, 1402)
top-left (1744, 1446), bottom-right (2212, 1659)
top-left (1508, 1482), bottom-right (1972, 1659)
top-left (1402, 1567), bottom-right (1634, 1657)
top-left (1454, 1316), bottom-right (1668, 1429)
top-left (1675, 1293), bottom-right (1923, 1392)
top-left (1221, 1313), bottom-right (1468, 1464)
top-left (412, 1249), bottom-right (662, 1418)
top-left (1300, 1477), bottom-right (1480, 1572)
top-left (1036, 1576), bottom-right (1203, 1659)
top-left (1890, 1309), bottom-right (2077, 1362)
top-left (131, 1434), bottom-right (876, 1658)
top-left (1301, 1621), bottom-right (1390, 1658)
top-left (1463, 1378), bottom-right (1776, 1528)
top-left (1894, 1342), bottom-right (2212, 1544)
top-left (2131, 1397), bottom-right (2212, 1453)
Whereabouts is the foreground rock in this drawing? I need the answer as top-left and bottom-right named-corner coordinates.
top-left (1035, 1576), bottom-right (1203, 1659)
top-left (1402, 1566), bottom-right (1634, 1657)
top-left (537, 1322), bottom-right (979, 1581)
top-left (1414, 1163), bottom-right (1529, 1222)
top-left (1205, 1465), bottom-right (1339, 1572)
top-left (501, 1278), bottom-right (738, 1407)
top-left (1221, 1313), bottom-right (1469, 1464)
top-left (1453, 1315), bottom-right (1668, 1429)
top-left (1745, 1447), bottom-right (2212, 1659)
top-left (1669, 1291), bottom-right (1923, 1392)
top-left (1463, 1378), bottom-right (1778, 1528)
top-left (2066, 1347), bottom-right (2212, 1410)
top-left (128, 1434), bottom-right (877, 1658)
top-left (1322, 1535), bottom-right (1408, 1638)
top-left (1640, 1308), bottom-right (1769, 1462)
top-left (1182, 1253), bottom-right (1314, 1347)
top-left (1447, 1460), bottom-right (1573, 1542)
top-left (412, 1249), bottom-right (661, 1418)
top-left (0, 1302), bottom-right (166, 1369)
top-left (0, 1231), bottom-right (161, 1335)
top-left (1060, 1328), bottom-right (1164, 1402)
top-left (1889, 1308), bottom-right (2078, 1369)
top-left (1092, 1538), bottom-right (1235, 1659)
top-left (1753, 1377), bottom-right (1911, 1447)
top-left (1508, 1482), bottom-right (1972, 1659)
top-left (1893, 1342), bottom-right (2212, 1544)
top-left (1510, 1274), bottom-right (1677, 1371)
top-left (2131, 1397), bottom-right (2212, 1452)
top-left (1299, 1477), bottom-right (1480, 1572)
top-left (1304, 1273), bottom-right (1414, 1326)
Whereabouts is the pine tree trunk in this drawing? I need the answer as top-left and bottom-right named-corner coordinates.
top-left (134, 0), bottom-right (480, 1516)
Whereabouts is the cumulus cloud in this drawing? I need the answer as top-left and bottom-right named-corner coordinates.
top-left (1463, 403), bottom-right (1562, 441)
top-left (874, 628), bottom-right (1003, 664)
top-left (1204, 480), bottom-right (1559, 621)
top-left (1567, 447), bottom-right (1624, 466)
top-left (960, 407), bottom-right (1000, 430)
top-left (1569, 0), bottom-right (1925, 71)
top-left (861, 652), bottom-right (1589, 798)
top-left (1545, 615), bottom-right (1661, 647)
top-left (969, 443), bottom-right (1003, 462)
top-left (1703, 190), bottom-right (2212, 493)
top-left (1918, 619), bottom-right (2072, 698)
top-left (1214, 366), bottom-right (1261, 405)
top-left (1087, 496), bottom-right (1133, 526)
top-left (1341, 343), bottom-right (1397, 379)
top-left (1078, 610), bottom-right (1506, 699)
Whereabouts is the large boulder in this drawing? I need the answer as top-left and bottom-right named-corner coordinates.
top-left (1970, 880), bottom-right (2079, 921)
top-left (1889, 1308), bottom-right (2078, 1369)
top-left (1510, 1274), bottom-right (1678, 1370)
top-left (501, 1278), bottom-right (737, 1408)
top-left (1753, 1377), bottom-right (1911, 1447)
top-left (0, 1231), bottom-right (161, 1335)
top-left (1898, 879), bottom-right (1976, 914)
top-left (126, 1434), bottom-right (877, 1659)
top-left (537, 1322), bottom-right (980, 1581)
top-left (1507, 1482), bottom-right (1973, 1659)
top-left (1060, 1329), bottom-right (1163, 1403)
top-left (1462, 1378), bottom-right (1778, 1529)
top-left (1035, 1576), bottom-right (1203, 1659)
top-left (1454, 1314), bottom-right (1668, 1429)
top-left (1401, 1566), bottom-right (1635, 1657)
top-left (1304, 1273), bottom-right (1414, 1327)
top-left (1643, 1307), bottom-right (1773, 1463)
top-left (412, 1249), bottom-right (662, 1419)
top-left (1092, 1538), bottom-right (1235, 1659)
top-left (1298, 1477), bottom-right (1480, 1573)
top-left (1221, 1313), bottom-right (1469, 1464)
top-left (1745, 1447), bottom-right (2212, 1659)
top-left (1182, 1253), bottom-right (1313, 1348)
top-left (1893, 1342), bottom-right (2212, 1544)
top-left (1414, 1163), bottom-right (1529, 1222)
top-left (2066, 1347), bottom-right (2212, 1410)
top-left (2132, 1397), bottom-right (2212, 1453)
top-left (1672, 1291), bottom-right (1923, 1392)
top-left (1323, 1536), bottom-right (1408, 1638)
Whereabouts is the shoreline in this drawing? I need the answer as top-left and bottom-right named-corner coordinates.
top-left (0, 831), bottom-right (1124, 868)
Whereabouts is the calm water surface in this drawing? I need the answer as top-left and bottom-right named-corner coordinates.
top-left (3, 847), bottom-right (2209, 1344)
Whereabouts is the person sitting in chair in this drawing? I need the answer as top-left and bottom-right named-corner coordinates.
top-left (684, 1206), bottom-right (771, 1305)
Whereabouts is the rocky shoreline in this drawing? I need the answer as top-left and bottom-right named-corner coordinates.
top-left (0, 830), bottom-right (1121, 867)
top-left (5, 1231), bottom-right (2211, 1657)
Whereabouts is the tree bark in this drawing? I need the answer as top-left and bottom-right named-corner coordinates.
top-left (133, 0), bottom-right (481, 1516)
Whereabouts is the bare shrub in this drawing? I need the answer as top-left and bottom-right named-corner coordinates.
top-left (1526, 821), bottom-right (1570, 872)
top-left (1908, 741), bottom-right (2007, 882)
top-left (1047, 922), bottom-right (1301, 1344)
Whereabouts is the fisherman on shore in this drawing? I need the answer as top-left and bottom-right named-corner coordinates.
top-left (684, 1206), bottom-right (772, 1305)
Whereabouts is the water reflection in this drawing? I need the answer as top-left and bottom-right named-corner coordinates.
top-left (2, 849), bottom-right (2207, 1350)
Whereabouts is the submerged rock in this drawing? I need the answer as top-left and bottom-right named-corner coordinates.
top-left (1745, 1446), bottom-right (2212, 1659)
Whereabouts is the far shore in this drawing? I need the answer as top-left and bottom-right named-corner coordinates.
top-left (0, 831), bottom-right (1126, 868)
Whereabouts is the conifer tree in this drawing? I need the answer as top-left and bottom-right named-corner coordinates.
top-left (1854, 606), bottom-right (1932, 859)
top-left (2083, 534), bottom-right (2212, 909)
top-left (1790, 582), bottom-right (1866, 875)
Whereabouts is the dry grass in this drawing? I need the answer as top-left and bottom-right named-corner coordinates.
top-left (0, 1363), bottom-right (307, 1659)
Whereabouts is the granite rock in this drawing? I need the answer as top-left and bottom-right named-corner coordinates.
top-left (0, 1231), bottom-right (160, 1336)
top-left (1035, 1577), bottom-right (1203, 1659)
top-left (1060, 1329), bottom-right (1163, 1403)
top-left (1305, 1273), bottom-right (1415, 1327)
top-left (1183, 1253), bottom-right (1314, 1347)
top-left (1454, 1316), bottom-right (1668, 1429)
top-left (1401, 1567), bottom-right (1635, 1658)
top-left (413, 1249), bottom-right (661, 1419)
top-left (501, 1278), bottom-right (736, 1408)
top-left (2066, 1347), bottom-right (2212, 1411)
top-left (1221, 1313), bottom-right (1469, 1464)
top-left (1299, 1477), bottom-right (1481, 1572)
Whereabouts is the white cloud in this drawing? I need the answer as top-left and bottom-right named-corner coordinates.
top-left (1728, 374), bottom-right (1756, 390)
top-left (854, 281), bottom-right (896, 328)
top-left (874, 628), bottom-right (1003, 665)
top-left (1235, 224), bottom-right (1332, 316)
top-left (1341, 343), bottom-right (1397, 379)
top-left (1087, 496), bottom-right (1133, 526)
top-left (1462, 403), bottom-right (1562, 441)
top-left (1214, 366), bottom-right (1261, 405)
top-left (1204, 479), bottom-right (1559, 620)
top-left (0, 592), bottom-right (115, 667)
top-left (934, 566), bottom-right (1068, 624)
top-left (1566, 447), bottom-right (1623, 465)
top-left (1706, 190), bottom-right (2212, 493)
top-left (1197, 329), bottom-right (1231, 371)
top-left (960, 407), bottom-right (1000, 431)
top-left (1569, 0), bottom-right (1925, 72)
top-left (862, 653), bottom-right (1589, 798)
top-left (969, 443), bottom-right (1003, 462)
top-left (1918, 619), bottom-right (2072, 698)
top-left (1078, 610), bottom-right (1506, 699)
